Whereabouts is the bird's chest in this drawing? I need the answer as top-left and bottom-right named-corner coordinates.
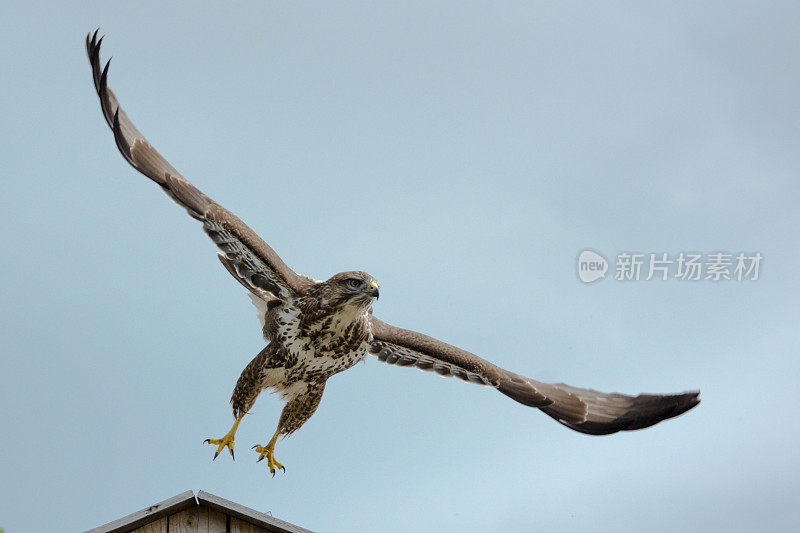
top-left (271, 304), bottom-right (370, 376)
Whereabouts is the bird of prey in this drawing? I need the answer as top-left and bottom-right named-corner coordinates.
top-left (86, 31), bottom-right (700, 476)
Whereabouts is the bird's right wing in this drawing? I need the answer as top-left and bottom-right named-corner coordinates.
top-left (369, 316), bottom-right (700, 435)
top-left (86, 30), bottom-right (314, 301)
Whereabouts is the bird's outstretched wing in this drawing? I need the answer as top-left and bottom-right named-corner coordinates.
top-left (369, 317), bottom-right (700, 435)
top-left (86, 30), bottom-right (314, 300)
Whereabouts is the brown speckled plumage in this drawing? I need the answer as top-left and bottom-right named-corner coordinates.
top-left (278, 382), bottom-right (326, 436)
top-left (228, 270), bottom-right (375, 438)
top-left (87, 31), bottom-right (701, 470)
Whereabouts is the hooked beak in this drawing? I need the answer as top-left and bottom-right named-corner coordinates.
top-left (366, 281), bottom-right (380, 300)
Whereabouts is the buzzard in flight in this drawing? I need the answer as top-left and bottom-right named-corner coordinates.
top-left (86, 31), bottom-right (699, 476)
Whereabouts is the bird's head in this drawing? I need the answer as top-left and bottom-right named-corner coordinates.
top-left (321, 271), bottom-right (380, 311)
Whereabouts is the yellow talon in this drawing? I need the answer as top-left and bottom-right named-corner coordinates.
top-left (253, 444), bottom-right (284, 475)
top-left (253, 428), bottom-right (285, 476)
top-left (204, 416), bottom-right (242, 461)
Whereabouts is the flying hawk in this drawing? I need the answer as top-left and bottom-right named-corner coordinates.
top-left (86, 31), bottom-right (700, 476)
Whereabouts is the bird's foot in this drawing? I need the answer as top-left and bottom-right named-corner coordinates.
top-left (204, 434), bottom-right (235, 460)
top-left (253, 444), bottom-right (285, 476)
top-left (204, 417), bottom-right (242, 461)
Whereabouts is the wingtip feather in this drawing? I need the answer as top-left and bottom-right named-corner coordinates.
top-left (100, 58), bottom-right (111, 92)
top-left (111, 107), bottom-right (134, 165)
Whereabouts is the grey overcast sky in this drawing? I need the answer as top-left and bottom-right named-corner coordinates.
top-left (2, 2), bottom-right (799, 532)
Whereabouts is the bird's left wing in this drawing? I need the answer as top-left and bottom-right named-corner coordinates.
top-left (369, 316), bottom-right (700, 435)
top-left (368, 317), bottom-right (508, 388)
top-left (86, 31), bottom-right (314, 301)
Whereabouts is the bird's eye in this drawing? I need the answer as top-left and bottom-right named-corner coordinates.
top-left (348, 278), bottom-right (362, 289)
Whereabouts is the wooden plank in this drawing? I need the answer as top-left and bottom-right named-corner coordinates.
top-left (193, 506), bottom-right (227, 533)
top-left (230, 517), bottom-right (266, 533)
top-left (131, 516), bottom-right (167, 533)
top-left (169, 507), bottom-right (200, 533)
top-left (85, 490), bottom-right (197, 533)
top-left (207, 507), bottom-right (228, 533)
top-left (197, 491), bottom-right (314, 533)
top-left (196, 507), bottom-right (208, 533)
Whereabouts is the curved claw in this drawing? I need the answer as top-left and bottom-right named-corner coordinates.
top-left (205, 433), bottom-right (236, 462)
top-left (253, 444), bottom-right (285, 476)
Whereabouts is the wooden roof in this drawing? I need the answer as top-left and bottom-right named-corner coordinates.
top-left (85, 489), bottom-right (313, 533)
